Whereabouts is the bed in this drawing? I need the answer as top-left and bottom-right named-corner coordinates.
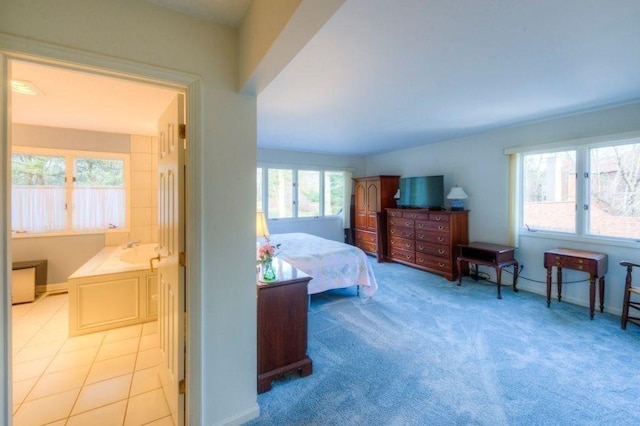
top-left (267, 233), bottom-right (378, 297)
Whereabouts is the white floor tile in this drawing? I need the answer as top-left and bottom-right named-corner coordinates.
top-left (104, 324), bottom-right (143, 343)
top-left (146, 415), bottom-right (176, 425)
top-left (124, 389), bottom-right (171, 426)
top-left (60, 331), bottom-right (105, 353)
top-left (67, 400), bottom-right (127, 426)
top-left (12, 377), bottom-right (37, 405)
top-left (140, 332), bottom-right (160, 351)
top-left (12, 388), bottom-right (79, 426)
top-left (130, 366), bottom-right (162, 396)
top-left (72, 374), bottom-right (132, 415)
top-left (86, 353), bottom-right (136, 385)
top-left (12, 357), bottom-right (50, 382)
top-left (136, 347), bottom-right (162, 371)
top-left (26, 364), bottom-right (90, 401)
top-left (96, 336), bottom-right (140, 361)
top-left (46, 346), bottom-right (99, 374)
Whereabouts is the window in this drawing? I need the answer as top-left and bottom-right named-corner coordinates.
top-left (12, 148), bottom-right (128, 234)
top-left (518, 137), bottom-right (640, 241)
top-left (257, 166), bottom-right (347, 220)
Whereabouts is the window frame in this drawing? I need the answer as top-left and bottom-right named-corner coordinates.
top-left (257, 164), bottom-right (348, 220)
top-left (510, 131), bottom-right (640, 246)
top-left (11, 146), bottom-right (130, 237)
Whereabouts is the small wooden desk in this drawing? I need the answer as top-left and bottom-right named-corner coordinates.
top-left (544, 248), bottom-right (608, 320)
top-left (457, 242), bottom-right (519, 299)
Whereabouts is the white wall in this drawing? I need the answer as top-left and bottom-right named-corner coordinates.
top-left (366, 101), bottom-right (640, 316)
top-left (1, 1), bottom-right (258, 424)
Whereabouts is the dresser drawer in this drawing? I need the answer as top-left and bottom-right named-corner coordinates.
top-left (389, 236), bottom-right (415, 251)
top-left (356, 240), bottom-right (377, 253)
top-left (416, 220), bottom-right (450, 232)
top-left (415, 230), bottom-right (449, 244)
top-left (389, 248), bottom-right (415, 263)
top-left (388, 217), bottom-right (415, 228)
top-left (415, 242), bottom-right (449, 258)
top-left (387, 209), bottom-right (403, 218)
top-left (415, 255), bottom-right (451, 272)
top-left (402, 211), bottom-right (429, 220)
top-left (355, 230), bottom-right (376, 244)
top-left (429, 213), bottom-right (450, 223)
top-left (389, 226), bottom-right (414, 239)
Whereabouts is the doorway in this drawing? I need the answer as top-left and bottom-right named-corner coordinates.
top-left (3, 54), bottom-right (190, 425)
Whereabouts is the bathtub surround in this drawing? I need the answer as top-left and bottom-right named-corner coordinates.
top-left (67, 244), bottom-right (159, 336)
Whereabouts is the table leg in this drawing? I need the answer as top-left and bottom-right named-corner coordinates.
top-left (496, 267), bottom-right (502, 299)
top-left (512, 262), bottom-right (519, 293)
top-left (589, 275), bottom-right (596, 320)
top-left (457, 258), bottom-right (463, 287)
top-left (599, 276), bottom-right (605, 313)
top-left (546, 267), bottom-right (552, 307)
top-left (557, 267), bottom-right (563, 302)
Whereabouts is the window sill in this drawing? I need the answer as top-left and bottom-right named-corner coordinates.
top-left (11, 229), bottom-right (130, 239)
top-left (519, 230), bottom-right (640, 249)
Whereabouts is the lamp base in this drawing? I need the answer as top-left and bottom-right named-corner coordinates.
top-left (450, 200), bottom-right (465, 211)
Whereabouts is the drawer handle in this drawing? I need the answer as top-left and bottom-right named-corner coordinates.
top-left (434, 216), bottom-right (442, 221)
top-left (438, 262), bottom-right (445, 268)
top-left (438, 249), bottom-right (445, 254)
top-left (417, 223), bottom-right (424, 228)
top-left (405, 221), bottom-right (411, 226)
top-left (418, 257), bottom-right (424, 262)
top-left (410, 214), bottom-right (417, 218)
top-left (404, 233), bottom-right (411, 237)
top-left (418, 245), bottom-right (424, 250)
top-left (578, 265), bottom-right (583, 270)
top-left (406, 255), bottom-right (412, 260)
top-left (391, 230), bottom-right (396, 234)
top-left (578, 259), bottom-right (584, 264)
top-left (405, 243), bottom-right (411, 248)
top-left (418, 235), bottom-right (424, 239)
top-left (438, 237), bottom-right (445, 242)
top-left (438, 225), bottom-right (444, 230)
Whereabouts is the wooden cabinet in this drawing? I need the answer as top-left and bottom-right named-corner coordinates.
top-left (387, 209), bottom-right (468, 281)
top-left (353, 175), bottom-right (400, 260)
top-left (257, 258), bottom-right (313, 393)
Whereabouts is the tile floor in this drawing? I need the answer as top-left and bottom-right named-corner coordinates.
top-left (12, 292), bottom-right (174, 425)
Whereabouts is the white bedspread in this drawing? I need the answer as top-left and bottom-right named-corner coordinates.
top-left (269, 233), bottom-right (378, 297)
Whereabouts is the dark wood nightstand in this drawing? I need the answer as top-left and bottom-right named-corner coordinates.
top-left (257, 258), bottom-right (313, 393)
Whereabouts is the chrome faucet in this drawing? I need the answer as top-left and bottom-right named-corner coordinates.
top-left (125, 240), bottom-right (140, 248)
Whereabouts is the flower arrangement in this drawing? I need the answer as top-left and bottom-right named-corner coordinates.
top-left (257, 240), bottom-right (281, 266)
top-left (257, 239), bottom-right (281, 281)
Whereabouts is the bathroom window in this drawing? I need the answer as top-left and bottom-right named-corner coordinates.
top-left (11, 147), bottom-right (129, 234)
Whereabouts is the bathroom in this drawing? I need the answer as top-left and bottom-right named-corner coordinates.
top-left (9, 60), bottom-right (180, 424)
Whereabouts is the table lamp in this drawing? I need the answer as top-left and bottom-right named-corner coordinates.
top-left (447, 186), bottom-right (468, 211)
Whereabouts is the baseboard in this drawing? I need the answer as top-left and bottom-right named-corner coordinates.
top-left (211, 404), bottom-right (260, 426)
top-left (36, 282), bottom-right (68, 295)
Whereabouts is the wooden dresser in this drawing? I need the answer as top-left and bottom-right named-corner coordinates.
top-left (353, 175), bottom-right (400, 261)
top-left (386, 209), bottom-right (469, 281)
top-left (257, 258), bottom-right (313, 393)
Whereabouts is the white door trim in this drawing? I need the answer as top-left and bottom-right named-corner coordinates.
top-left (0, 32), bottom-right (202, 425)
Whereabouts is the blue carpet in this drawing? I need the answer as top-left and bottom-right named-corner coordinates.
top-left (248, 260), bottom-right (640, 425)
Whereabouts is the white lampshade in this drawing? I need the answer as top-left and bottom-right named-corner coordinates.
top-left (256, 211), bottom-right (270, 238)
top-left (393, 189), bottom-right (400, 199)
top-left (447, 186), bottom-right (468, 200)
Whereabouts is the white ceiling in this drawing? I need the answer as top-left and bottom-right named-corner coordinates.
top-left (10, 0), bottom-right (640, 155)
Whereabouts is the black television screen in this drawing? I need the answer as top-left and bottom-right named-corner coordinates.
top-left (398, 175), bottom-right (444, 209)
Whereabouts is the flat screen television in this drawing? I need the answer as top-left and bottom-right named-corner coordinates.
top-left (398, 175), bottom-right (444, 209)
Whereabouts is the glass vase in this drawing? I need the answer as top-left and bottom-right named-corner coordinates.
top-left (261, 259), bottom-right (276, 282)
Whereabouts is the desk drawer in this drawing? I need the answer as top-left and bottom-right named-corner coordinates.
top-left (550, 255), bottom-right (595, 271)
top-left (355, 230), bottom-right (376, 244)
top-left (402, 211), bottom-right (429, 220)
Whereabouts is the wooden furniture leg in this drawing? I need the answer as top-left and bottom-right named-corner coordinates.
top-left (557, 267), bottom-right (563, 302)
top-left (599, 276), bottom-right (605, 313)
top-left (546, 266), bottom-right (552, 307)
top-left (512, 262), bottom-right (519, 292)
top-left (496, 267), bottom-right (502, 299)
top-left (589, 275), bottom-right (596, 320)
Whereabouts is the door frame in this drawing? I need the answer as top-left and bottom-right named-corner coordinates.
top-left (0, 34), bottom-right (202, 425)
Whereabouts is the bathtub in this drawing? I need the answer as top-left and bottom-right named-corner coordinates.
top-left (68, 243), bottom-right (158, 336)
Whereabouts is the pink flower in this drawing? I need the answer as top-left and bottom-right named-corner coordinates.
top-left (257, 241), bottom-right (281, 265)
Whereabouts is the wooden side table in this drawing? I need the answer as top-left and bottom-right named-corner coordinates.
top-left (544, 248), bottom-right (608, 319)
top-left (457, 242), bottom-right (519, 299)
top-left (257, 258), bottom-right (313, 393)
